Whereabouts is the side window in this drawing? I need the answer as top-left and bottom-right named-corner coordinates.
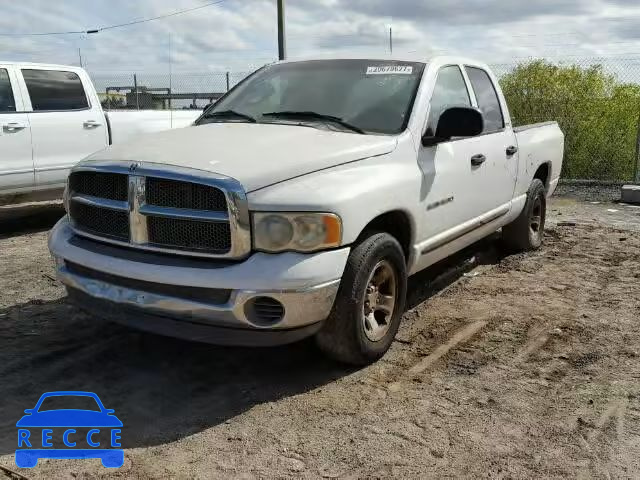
top-left (22, 69), bottom-right (89, 111)
top-left (426, 65), bottom-right (471, 136)
top-left (0, 69), bottom-right (16, 112)
top-left (466, 66), bottom-right (504, 133)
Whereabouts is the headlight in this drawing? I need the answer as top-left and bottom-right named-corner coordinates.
top-left (253, 212), bottom-right (342, 253)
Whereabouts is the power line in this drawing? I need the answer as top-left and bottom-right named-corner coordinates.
top-left (0, 0), bottom-right (229, 36)
top-left (98, 0), bottom-right (229, 32)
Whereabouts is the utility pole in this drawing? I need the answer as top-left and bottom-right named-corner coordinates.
top-left (168, 33), bottom-right (173, 113)
top-left (389, 27), bottom-right (393, 55)
top-left (78, 48), bottom-right (83, 67)
top-left (277, 0), bottom-right (286, 60)
top-left (635, 111), bottom-right (640, 183)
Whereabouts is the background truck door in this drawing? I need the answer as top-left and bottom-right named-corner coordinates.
top-left (20, 68), bottom-right (108, 189)
top-left (0, 65), bottom-right (33, 194)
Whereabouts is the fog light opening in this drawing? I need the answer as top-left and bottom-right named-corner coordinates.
top-left (245, 297), bottom-right (285, 326)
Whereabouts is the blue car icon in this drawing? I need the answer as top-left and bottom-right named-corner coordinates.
top-left (16, 391), bottom-right (123, 468)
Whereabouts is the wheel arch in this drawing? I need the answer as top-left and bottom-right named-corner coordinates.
top-left (355, 209), bottom-right (414, 264)
top-left (533, 162), bottom-right (551, 191)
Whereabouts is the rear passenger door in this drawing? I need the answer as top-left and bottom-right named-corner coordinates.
top-left (463, 65), bottom-right (518, 213)
top-left (0, 65), bottom-right (33, 194)
top-left (20, 68), bottom-right (108, 189)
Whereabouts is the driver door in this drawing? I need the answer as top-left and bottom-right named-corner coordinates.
top-left (417, 65), bottom-right (484, 244)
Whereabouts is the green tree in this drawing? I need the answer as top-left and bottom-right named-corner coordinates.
top-left (499, 60), bottom-right (640, 181)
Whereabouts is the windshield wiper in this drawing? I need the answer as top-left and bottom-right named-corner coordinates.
top-left (201, 109), bottom-right (257, 123)
top-left (262, 111), bottom-right (365, 134)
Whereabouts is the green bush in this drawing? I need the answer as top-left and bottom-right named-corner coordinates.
top-left (499, 60), bottom-right (639, 181)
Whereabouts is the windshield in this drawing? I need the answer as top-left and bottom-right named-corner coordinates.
top-left (37, 395), bottom-right (101, 412)
top-left (198, 59), bottom-right (425, 135)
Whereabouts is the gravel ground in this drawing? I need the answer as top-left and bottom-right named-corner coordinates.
top-left (554, 182), bottom-right (625, 203)
top-left (0, 196), bottom-right (639, 479)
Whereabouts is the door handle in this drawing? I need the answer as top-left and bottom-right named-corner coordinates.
top-left (3, 122), bottom-right (27, 133)
top-left (471, 154), bottom-right (486, 167)
top-left (83, 120), bottom-right (102, 129)
top-left (506, 145), bottom-right (518, 156)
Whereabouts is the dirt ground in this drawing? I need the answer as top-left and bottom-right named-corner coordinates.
top-left (0, 195), bottom-right (639, 479)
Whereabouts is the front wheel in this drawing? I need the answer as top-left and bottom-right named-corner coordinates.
top-left (315, 232), bottom-right (407, 365)
top-left (502, 178), bottom-right (547, 251)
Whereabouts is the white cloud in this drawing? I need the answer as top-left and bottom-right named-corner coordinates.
top-left (2, 0), bottom-right (640, 78)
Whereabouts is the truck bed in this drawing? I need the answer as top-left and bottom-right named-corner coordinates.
top-left (513, 121), bottom-right (558, 133)
top-left (106, 110), bottom-right (201, 145)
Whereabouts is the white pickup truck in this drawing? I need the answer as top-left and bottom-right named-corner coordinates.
top-left (0, 62), bottom-right (200, 205)
top-left (49, 56), bottom-right (564, 365)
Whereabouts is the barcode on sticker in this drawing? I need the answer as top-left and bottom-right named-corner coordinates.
top-left (366, 65), bottom-right (413, 75)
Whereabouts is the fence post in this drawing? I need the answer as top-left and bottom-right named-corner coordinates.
top-left (635, 111), bottom-right (640, 183)
top-left (226, 72), bottom-right (230, 92)
top-left (133, 73), bottom-right (140, 110)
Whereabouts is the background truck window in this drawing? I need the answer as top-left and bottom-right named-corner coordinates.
top-left (466, 66), bottom-right (505, 133)
top-left (22, 69), bottom-right (89, 112)
top-left (426, 65), bottom-right (471, 136)
top-left (0, 69), bottom-right (16, 112)
top-left (37, 395), bottom-right (101, 412)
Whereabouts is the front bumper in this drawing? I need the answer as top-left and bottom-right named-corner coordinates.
top-left (49, 218), bottom-right (349, 345)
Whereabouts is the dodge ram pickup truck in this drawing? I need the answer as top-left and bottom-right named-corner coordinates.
top-left (0, 62), bottom-right (200, 206)
top-left (48, 56), bottom-right (564, 365)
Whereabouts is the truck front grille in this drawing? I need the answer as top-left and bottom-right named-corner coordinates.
top-left (69, 171), bottom-right (128, 201)
top-left (147, 217), bottom-right (232, 253)
top-left (70, 202), bottom-right (130, 241)
top-left (146, 178), bottom-right (227, 211)
top-left (67, 165), bottom-right (249, 259)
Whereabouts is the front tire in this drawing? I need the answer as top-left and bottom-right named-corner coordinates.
top-left (502, 178), bottom-right (547, 251)
top-left (315, 232), bottom-right (407, 365)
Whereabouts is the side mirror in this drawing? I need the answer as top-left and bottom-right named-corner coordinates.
top-left (24, 409), bottom-right (34, 414)
top-left (105, 409), bottom-right (115, 414)
top-left (422, 107), bottom-right (484, 147)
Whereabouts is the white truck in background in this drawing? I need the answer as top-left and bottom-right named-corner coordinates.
top-left (0, 62), bottom-right (200, 205)
top-left (49, 56), bottom-right (564, 365)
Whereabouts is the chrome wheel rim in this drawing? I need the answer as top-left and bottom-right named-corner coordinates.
top-left (362, 260), bottom-right (397, 342)
top-left (530, 196), bottom-right (543, 236)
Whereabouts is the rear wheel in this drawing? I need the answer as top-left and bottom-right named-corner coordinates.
top-left (502, 178), bottom-right (547, 251)
top-left (315, 232), bottom-right (407, 365)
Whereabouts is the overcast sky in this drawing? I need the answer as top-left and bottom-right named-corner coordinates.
top-left (2, 0), bottom-right (640, 75)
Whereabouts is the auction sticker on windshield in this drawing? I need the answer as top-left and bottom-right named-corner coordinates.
top-left (366, 65), bottom-right (414, 75)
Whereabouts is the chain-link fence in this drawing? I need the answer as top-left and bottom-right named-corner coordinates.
top-left (492, 57), bottom-right (640, 183)
top-left (91, 71), bottom-right (250, 111)
top-left (89, 56), bottom-right (640, 183)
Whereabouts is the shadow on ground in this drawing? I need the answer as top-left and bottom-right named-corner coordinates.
top-left (0, 297), bottom-right (353, 453)
top-left (406, 233), bottom-right (509, 311)
top-left (0, 232), bottom-right (509, 454)
top-left (0, 204), bottom-right (65, 239)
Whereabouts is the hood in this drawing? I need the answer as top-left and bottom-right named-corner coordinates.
top-left (87, 123), bottom-right (397, 192)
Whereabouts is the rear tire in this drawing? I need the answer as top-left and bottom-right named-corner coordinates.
top-left (315, 232), bottom-right (407, 365)
top-left (502, 178), bottom-right (546, 251)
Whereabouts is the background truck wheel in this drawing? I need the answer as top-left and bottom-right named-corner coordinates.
top-left (315, 232), bottom-right (407, 365)
top-left (502, 178), bottom-right (547, 251)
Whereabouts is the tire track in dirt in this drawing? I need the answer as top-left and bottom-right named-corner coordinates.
top-left (388, 320), bottom-right (487, 392)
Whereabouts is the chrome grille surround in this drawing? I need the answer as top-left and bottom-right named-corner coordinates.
top-left (66, 160), bottom-right (251, 259)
